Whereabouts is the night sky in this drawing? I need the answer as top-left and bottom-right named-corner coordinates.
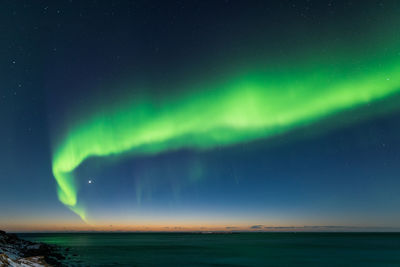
top-left (2, 0), bottom-right (400, 232)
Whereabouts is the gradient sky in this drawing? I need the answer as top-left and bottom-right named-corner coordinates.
top-left (2, 0), bottom-right (400, 232)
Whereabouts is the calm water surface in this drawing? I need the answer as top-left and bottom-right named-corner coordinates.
top-left (19, 232), bottom-right (400, 266)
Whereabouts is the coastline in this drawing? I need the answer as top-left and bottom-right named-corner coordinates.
top-left (0, 230), bottom-right (66, 266)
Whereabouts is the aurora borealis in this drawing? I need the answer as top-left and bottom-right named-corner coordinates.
top-left (53, 52), bottom-right (400, 221)
top-left (3, 0), bottom-right (400, 232)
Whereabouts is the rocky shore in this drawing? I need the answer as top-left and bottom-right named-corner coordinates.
top-left (0, 230), bottom-right (66, 266)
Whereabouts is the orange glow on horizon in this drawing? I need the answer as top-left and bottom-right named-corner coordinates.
top-left (2, 221), bottom-right (383, 233)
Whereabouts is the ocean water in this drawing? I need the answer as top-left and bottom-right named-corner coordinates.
top-left (19, 233), bottom-right (400, 266)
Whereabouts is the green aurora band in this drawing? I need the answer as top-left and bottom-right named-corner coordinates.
top-left (52, 51), bottom-right (400, 222)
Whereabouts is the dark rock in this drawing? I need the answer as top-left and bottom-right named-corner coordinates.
top-left (4, 233), bottom-right (19, 244)
top-left (53, 252), bottom-right (66, 260)
top-left (0, 230), bottom-right (71, 266)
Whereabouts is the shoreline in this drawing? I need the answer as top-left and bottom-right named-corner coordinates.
top-left (0, 230), bottom-right (67, 266)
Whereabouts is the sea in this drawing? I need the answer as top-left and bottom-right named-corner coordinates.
top-left (19, 232), bottom-right (400, 266)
